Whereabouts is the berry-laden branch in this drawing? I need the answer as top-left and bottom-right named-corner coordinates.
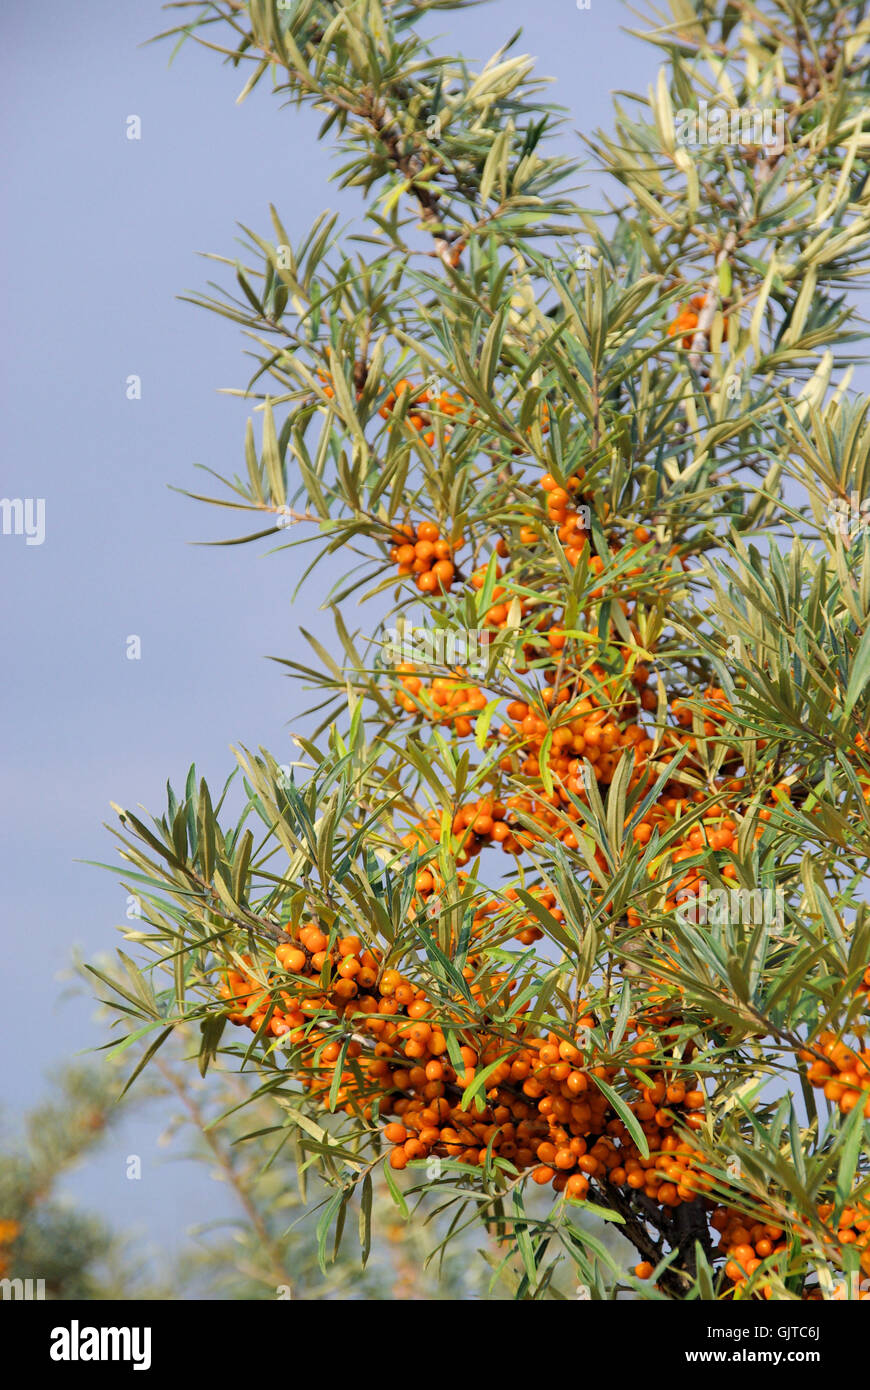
top-left (97, 0), bottom-right (870, 1301)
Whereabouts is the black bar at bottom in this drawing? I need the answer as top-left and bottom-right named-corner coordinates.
top-left (0, 1294), bottom-right (863, 1377)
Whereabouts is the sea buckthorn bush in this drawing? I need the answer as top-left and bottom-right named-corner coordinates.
top-left (96, 0), bottom-right (870, 1300)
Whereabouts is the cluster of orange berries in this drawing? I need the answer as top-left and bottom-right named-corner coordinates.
top-left (381, 1020), bottom-right (602, 1187)
top-left (381, 1045), bottom-right (552, 1177)
top-left (616, 1131), bottom-right (712, 1211)
top-left (378, 1013), bottom-right (715, 1206)
top-left (390, 624), bottom-right (769, 898)
top-left (408, 798), bottom-right (521, 865)
top-left (817, 1202), bottom-right (870, 1277)
top-left (389, 521), bottom-right (461, 593)
top-left (223, 928), bottom-right (514, 1116)
top-left (499, 691), bottom-right (655, 791)
top-left (386, 1023), bottom-right (711, 1206)
top-left (539, 471), bottom-right (592, 564)
top-left (318, 372), bottom-right (468, 448)
top-left (667, 294), bottom-right (707, 347)
top-left (320, 370), bottom-right (561, 463)
top-left (500, 790), bottom-right (585, 853)
top-left (222, 937), bottom-right (721, 1216)
top-left (529, 1083), bottom-right (710, 1205)
top-left (538, 472), bottom-right (660, 587)
top-left (220, 925), bottom-right (382, 1040)
top-left (444, 798), bottom-right (516, 859)
top-left (586, 1043), bottom-right (712, 1212)
top-left (626, 783), bottom-right (794, 939)
top-left (405, 860), bottom-right (545, 946)
top-left (801, 1029), bottom-right (870, 1118)
top-left (393, 667), bottom-right (487, 735)
top-left (636, 786), bottom-right (744, 916)
top-left (390, 629), bottom-right (793, 948)
top-left (379, 379), bottom-right (469, 446)
top-left (300, 359), bottom-right (870, 1282)
top-left (712, 1208), bottom-right (789, 1290)
top-left (483, 650), bottom-right (658, 848)
top-left (713, 1200), bottom-right (870, 1295)
top-left (467, 562), bottom-right (533, 630)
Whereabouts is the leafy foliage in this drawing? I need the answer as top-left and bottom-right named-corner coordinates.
top-left (93, 0), bottom-right (870, 1299)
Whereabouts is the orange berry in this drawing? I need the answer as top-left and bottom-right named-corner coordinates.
top-left (276, 945), bottom-right (307, 973)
